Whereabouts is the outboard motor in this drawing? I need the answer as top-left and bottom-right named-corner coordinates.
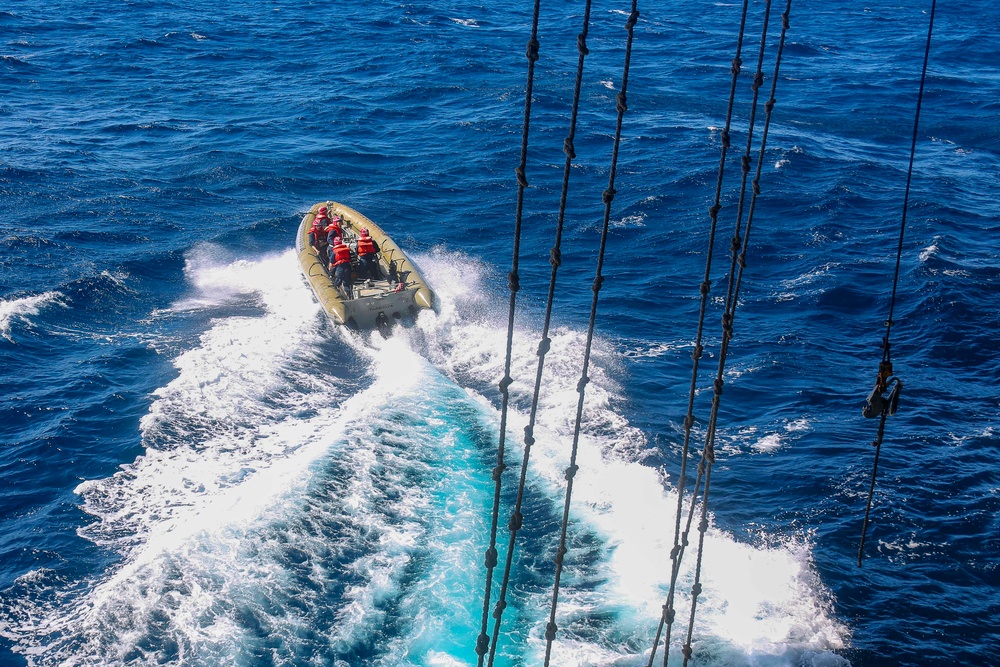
top-left (375, 311), bottom-right (391, 339)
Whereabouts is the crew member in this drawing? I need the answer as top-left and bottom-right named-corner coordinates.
top-left (309, 215), bottom-right (330, 267)
top-left (328, 236), bottom-right (353, 298)
top-left (355, 227), bottom-right (381, 281)
top-left (325, 214), bottom-right (343, 246)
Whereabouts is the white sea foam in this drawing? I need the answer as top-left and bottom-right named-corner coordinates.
top-left (776, 261), bottom-right (838, 302)
top-left (919, 237), bottom-right (940, 263)
top-left (612, 213), bottom-right (647, 228)
top-left (410, 253), bottom-right (848, 665)
top-left (0, 291), bottom-right (63, 341)
top-left (0, 250), bottom-right (848, 666)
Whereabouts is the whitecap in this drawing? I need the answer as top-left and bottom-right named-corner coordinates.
top-left (919, 238), bottom-right (939, 263)
top-left (0, 291), bottom-right (63, 341)
top-left (612, 213), bottom-right (646, 228)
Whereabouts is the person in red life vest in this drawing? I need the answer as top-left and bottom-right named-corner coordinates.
top-left (355, 227), bottom-right (382, 281)
top-left (309, 215), bottom-right (330, 268)
top-left (313, 206), bottom-right (332, 241)
top-left (325, 215), bottom-right (343, 247)
top-left (328, 236), bottom-right (354, 298)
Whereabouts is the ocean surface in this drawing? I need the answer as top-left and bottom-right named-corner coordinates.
top-left (1, 1), bottom-right (998, 666)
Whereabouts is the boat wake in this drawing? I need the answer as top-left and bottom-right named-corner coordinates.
top-left (0, 245), bottom-right (849, 666)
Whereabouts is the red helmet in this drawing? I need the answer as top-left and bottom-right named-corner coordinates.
top-left (318, 206), bottom-right (328, 215)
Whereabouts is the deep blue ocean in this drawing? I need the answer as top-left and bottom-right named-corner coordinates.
top-left (1, 1), bottom-right (998, 666)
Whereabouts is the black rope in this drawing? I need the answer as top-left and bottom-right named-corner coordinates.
top-left (680, 4), bottom-right (782, 664)
top-left (858, 0), bottom-right (935, 568)
top-left (648, 2), bottom-right (753, 665)
top-left (541, 5), bottom-right (641, 666)
top-left (476, 1), bottom-right (543, 663)
top-left (680, 4), bottom-right (792, 664)
top-left (484, 1), bottom-right (594, 665)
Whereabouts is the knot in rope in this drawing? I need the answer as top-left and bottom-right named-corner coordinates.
top-left (692, 341), bottom-right (704, 359)
top-left (508, 271), bottom-right (520, 293)
top-left (476, 633), bottom-right (490, 656)
top-left (713, 378), bottom-right (724, 396)
top-left (525, 37), bottom-right (540, 62)
top-left (554, 545), bottom-right (568, 564)
top-left (524, 425), bottom-right (535, 446)
top-left (550, 246), bottom-right (562, 268)
top-left (508, 510), bottom-right (523, 532)
top-left (720, 130), bottom-right (731, 148)
top-left (752, 71), bottom-right (764, 91)
top-left (515, 166), bottom-right (529, 188)
top-left (492, 463), bottom-right (507, 481)
top-left (730, 235), bottom-right (742, 252)
top-left (577, 376), bottom-right (589, 393)
top-left (626, 9), bottom-right (640, 29)
top-left (564, 463), bottom-right (579, 480)
top-left (730, 56), bottom-right (742, 75)
top-left (576, 33), bottom-right (589, 55)
top-left (684, 414), bottom-right (695, 429)
top-left (603, 187), bottom-right (617, 204)
top-left (545, 622), bottom-right (558, 642)
top-left (709, 204), bottom-right (721, 221)
top-left (592, 275), bottom-right (604, 294)
top-left (741, 154), bottom-right (751, 173)
top-left (538, 337), bottom-right (551, 356)
top-left (616, 91), bottom-right (628, 114)
top-left (492, 598), bottom-right (507, 618)
top-left (484, 546), bottom-right (498, 569)
top-left (722, 311), bottom-right (734, 338)
top-left (766, 97), bottom-right (776, 113)
top-left (499, 375), bottom-right (513, 394)
top-left (563, 137), bottom-right (576, 159)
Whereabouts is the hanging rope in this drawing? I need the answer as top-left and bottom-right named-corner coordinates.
top-left (858, 0), bottom-right (935, 568)
top-left (679, 4), bottom-right (792, 665)
top-left (482, 2), bottom-right (595, 665)
top-left (476, 2), bottom-right (543, 663)
top-left (540, 5), bottom-right (641, 666)
top-left (646, 1), bottom-right (752, 663)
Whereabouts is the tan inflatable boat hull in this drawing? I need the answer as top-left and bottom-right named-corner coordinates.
top-left (295, 201), bottom-right (434, 329)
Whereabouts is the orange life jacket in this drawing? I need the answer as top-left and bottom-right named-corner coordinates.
top-left (331, 243), bottom-right (352, 266)
top-left (357, 236), bottom-right (376, 257)
top-left (310, 225), bottom-right (328, 248)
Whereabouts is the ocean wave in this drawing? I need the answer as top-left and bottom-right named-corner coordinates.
top-left (0, 291), bottom-right (63, 341)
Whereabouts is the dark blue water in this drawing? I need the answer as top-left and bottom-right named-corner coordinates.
top-left (2, 1), bottom-right (998, 666)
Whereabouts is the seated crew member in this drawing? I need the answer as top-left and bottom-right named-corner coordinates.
top-left (309, 216), bottom-right (330, 268)
top-left (328, 236), bottom-right (354, 298)
top-left (355, 227), bottom-right (382, 281)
